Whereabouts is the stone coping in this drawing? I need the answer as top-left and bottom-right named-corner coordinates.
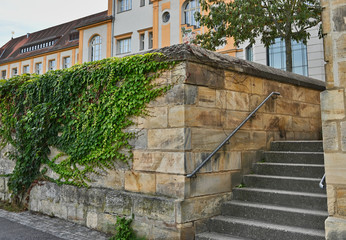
top-left (149, 44), bottom-right (326, 91)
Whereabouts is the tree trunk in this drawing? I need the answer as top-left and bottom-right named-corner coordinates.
top-left (285, 37), bottom-right (293, 72)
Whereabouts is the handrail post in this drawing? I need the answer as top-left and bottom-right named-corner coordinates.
top-left (186, 92), bottom-right (280, 178)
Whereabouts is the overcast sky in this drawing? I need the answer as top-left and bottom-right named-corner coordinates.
top-left (0, 0), bottom-right (108, 47)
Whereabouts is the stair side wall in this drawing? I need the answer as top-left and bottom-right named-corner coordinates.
top-left (321, 0), bottom-right (346, 239)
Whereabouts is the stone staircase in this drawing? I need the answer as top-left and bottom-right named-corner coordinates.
top-left (196, 140), bottom-right (328, 240)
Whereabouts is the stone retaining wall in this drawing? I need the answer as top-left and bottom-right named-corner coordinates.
top-left (0, 44), bottom-right (325, 239)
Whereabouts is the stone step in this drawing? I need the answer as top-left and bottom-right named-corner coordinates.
top-left (263, 151), bottom-right (324, 164)
top-left (222, 200), bottom-right (327, 230)
top-left (243, 175), bottom-right (325, 193)
top-left (232, 188), bottom-right (327, 211)
top-left (196, 232), bottom-right (253, 240)
top-left (253, 162), bottom-right (324, 178)
top-left (270, 141), bottom-right (323, 152)
top-left (208, 216), bottom-right (325, 240)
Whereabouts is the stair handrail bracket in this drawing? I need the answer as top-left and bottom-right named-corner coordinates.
top-left (186, 91), bottom-right (281, 178)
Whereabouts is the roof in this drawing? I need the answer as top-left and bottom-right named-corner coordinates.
top-left (0, 11), bottom-right (111, 65)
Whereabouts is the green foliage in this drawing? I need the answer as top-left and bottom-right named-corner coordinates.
top-left (0, 53), bottom-right (175, 196)
top-left (109, 216), bottom-right (145, 240)
top-left (194, 0), bottom-right (322, 71)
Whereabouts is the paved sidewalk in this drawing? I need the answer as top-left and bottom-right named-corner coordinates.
top-left (0, 209), bottom-right (110, 240)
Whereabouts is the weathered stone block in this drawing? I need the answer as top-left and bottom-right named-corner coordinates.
top-left (341, 121), bottom-right (346, 151)
top-left (133, 151), bottom-right (185, 174)
top-left (216, 90), bottom-right (227, 109)
top-left (133, 195), bottom-right (175, 223)
top-left (125, 171), bottom-right (156, 193)
top-left (326, 185), bottom-right (336, 216)
top-left (176, 193), bottom-right (231, 223)
top-left (299, 103), bottom-right (321, 118)
top-left (156, 174), bottom-right (187, 198)
top-left (336, 188), bottom-right (346, 216)
top-left (325, 153), bottom-right (346, 185)
top-left (86, 211), bottom-right (98, 229)
top-left (185, 106), bottom-right (221, 127)
top-left (321, 89), bottom-right (345, 121)
top-left (197, 87), bottom-right (216, 108)
top-left (186, 62), bottom-right (225, 88)
top-left (138, 107), bottom-right (168, 129)
top-left (325, 217), bottom-right (346, 240)
top-left (184, 84), bottom-right (198, 105)
top-left (104, 191), bottom-right (132, 215)
top-left (90, 169), bottom-right (125, 190)
top-left (168, 105), bottom-right (185, 127)
top-left (224, 71), bottom-right (251, 93)
top-left (305, 89), bottom-right (320, 104)
top-left (292, 86), bottom-right (306, 102)
top-left (292, 117), bottom-right (311, 132)
top-left (276, 99), bottom-right (300, 116)
top-left (322, 122), bottom-right (339, 151)
top-left (191, 128), bottom-right (227, 151)
top-left (188, 172), bottom-right (232, 197)
top-left (249, 94), bottom-right (275, 113)
top-left (251, 77), bottom-right (264, 95)
top-left (148, 128), bottom-right (190, 150)
top-left (226, 91), bottom-right (249, 111)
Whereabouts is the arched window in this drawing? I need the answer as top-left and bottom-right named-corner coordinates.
top-left (184, 0), bottom-right (200, 28)
top-left (90, 35), bottom-right (102, 61)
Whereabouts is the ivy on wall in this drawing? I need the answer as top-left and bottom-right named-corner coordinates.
top-left (0, 53), bottom-right (175, 196)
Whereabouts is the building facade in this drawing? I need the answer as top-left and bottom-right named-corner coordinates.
top-left (236, 26), bottom-right (325, 81)
top-left (0, 0), bottom-right (324, 81)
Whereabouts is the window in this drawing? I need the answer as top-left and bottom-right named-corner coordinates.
top-left (118, 0), bottom-right (132, 12)
top-left (35, 63), bottom-right (42, 74)
top-left (48, 59), bottom-right (56, 71)
top-left (1, 70), bottom-right (6, 79)
top-left (23, 65), bottom-right (30, 74)
top-left (117, 38), bottom-right (131, 54)
top-left (245, 44), bottom-right (253, 61)
top-left (162, 12), bottom-right (170, 23)
top-left (90, 35), bottom-right (102, 61)
top-left (148, 32), bottom-right (153, 49)
top-left (11, 68), bottom-right (18, 77)
top-left (184, 0), bottom-right (200, 28)
top-left (267, 38), bottom-right (308, 76)
top-left (69, 32), bottom-right (79, 41)
top-left (149, 0), bottom-right (152, 4)
top-left (139, 33), bottom-right (145, 51)
top-left (140, 0), bottom-right (145, 7)
top-left (63, 57), bottom-right (71, 69)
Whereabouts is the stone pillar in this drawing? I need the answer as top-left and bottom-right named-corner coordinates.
top-left (320, 0), bottom-right (346, 239)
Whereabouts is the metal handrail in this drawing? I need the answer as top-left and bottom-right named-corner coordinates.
top-left (319, 174), bottom-right (326, 189)
top-left (186, 91), bottom-right (281, 178)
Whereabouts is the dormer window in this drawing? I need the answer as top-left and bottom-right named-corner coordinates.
top-left (20, 38), bottom-right (58, 54)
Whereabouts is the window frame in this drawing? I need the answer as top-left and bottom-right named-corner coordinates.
top-left (11, 68), bottom-right (18, 77)
top-left (148, 32), bottom-right (153, 49)
top-left (267, 38), bottom-right (308, 76)
top-left (118, 0), bottom-right (132, 13)
top-left (1, 70), bottom-right (7, 79)
top-left (48, 59), bottom-right (56, 71)
top-left (117, 38), bottom-right (132, 55)
top-left (245, 44), bottom-right (253, 62)
top-left (90, 35), bottom-right (102, 62)
top-left (35, 62), bottom-right (42, 75)
top-left (23, 65), bottom-right (30, 74)
top-left (63, 56), bottom-right (71, 69)
top-left (183, 0), bottom-right (200, 28)
top-left (139, 33), bottom-right (145, 51)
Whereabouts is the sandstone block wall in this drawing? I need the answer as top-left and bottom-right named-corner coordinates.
top-left (0, 45), bottom-right (325, 239)
top-left (321, 0), bottom-right (346, 239)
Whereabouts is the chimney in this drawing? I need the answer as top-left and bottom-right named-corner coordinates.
top-left (27, 33), bottom-right (30, 38)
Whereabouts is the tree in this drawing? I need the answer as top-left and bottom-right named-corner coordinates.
top-left (194, 0), bottom-right (322, 72)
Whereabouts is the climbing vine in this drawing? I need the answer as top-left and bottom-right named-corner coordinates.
top-left (0, 53), bottom-right (175, 196)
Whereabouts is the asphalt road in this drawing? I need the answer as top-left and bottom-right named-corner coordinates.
top-left (0, 216), bottom-right (63, 240)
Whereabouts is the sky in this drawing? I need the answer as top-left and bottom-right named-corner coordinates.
top-left (0, 0), bottom-right (108, 47)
